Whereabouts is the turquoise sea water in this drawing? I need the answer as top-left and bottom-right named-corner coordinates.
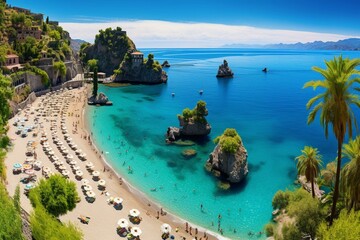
top-left (86, 49), bottom-right (360, 239)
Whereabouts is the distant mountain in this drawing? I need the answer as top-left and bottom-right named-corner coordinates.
top-left (223, 38), bottom-right (360, 51)
top-left (70, 39), bottom-right (88, 52)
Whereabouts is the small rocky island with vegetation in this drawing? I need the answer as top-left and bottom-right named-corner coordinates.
top-left (166, 100), bottom-right (211, 142)
top-left (205, 128), bottom-right (248, 188)
top-left (216, 59), bottom-right (234, 78)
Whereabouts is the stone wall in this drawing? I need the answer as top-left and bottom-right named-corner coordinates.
top-left (26, 73), bottom-right (44, 92)
top-left (10, 92), bottom-right (37, 117)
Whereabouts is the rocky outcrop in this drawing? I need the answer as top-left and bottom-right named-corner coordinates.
top-left (80, 27), bottom-right (136, 75)
top-left (88, 92), bottom-right (112, 106)
top-left (216, 59), bottom-right (234, 78)
top-left (115, 60), bottom-right (167, 84)
top-left (161, 60), bottom-right (170, 68)
top-left (178, 116), bottom-right (211, 136)
top-left (206, 139), bottom-right (248, 183)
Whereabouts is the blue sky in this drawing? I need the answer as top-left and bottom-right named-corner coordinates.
top-left (7, 0), bottom-right (360, 47)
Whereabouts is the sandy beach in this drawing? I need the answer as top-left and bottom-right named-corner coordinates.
top-left (5, 86), bottom-right (226, 240)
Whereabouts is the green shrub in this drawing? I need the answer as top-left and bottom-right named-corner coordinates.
top-left (29, 174), bottom-right (78, 217)
top-left (214, 128), bottom-right (242, 154)
top-left (272, 190), bottom-right (290, 210)
top-left (30, 206), bottom-right (83, 240)
top-left (264, 223), bottom-right (274, 237)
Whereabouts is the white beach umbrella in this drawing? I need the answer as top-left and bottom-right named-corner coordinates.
top-left (60, 146), bottom-right (66, 151)
top-left (83, 185), bottom-right (92, 191)
top-left (86, 191), bottom-right (96, 198)
top-left (98, 179), bottom-right (106, 186)
top-left (69, 160), bottom-right (77, 166)
top-left (72, 165), bottom-right (80, 171)
top-left (81, 179), bottom-right (89, 186)
top-left (75, 149), bottom-right (82, 155)
top-left (66, 137), bottom-right (72, 143)
top-left (86, 162), bottom-right (94, 168)
top-left (62, 170), bottom-right (70, 176)
top-left (48, 151), bottom-right (54, 156)
top-left (131, 227), bottom-right (142, 237)
top-left (43, 167), bottom-right (50, 173)
top-left (66, 154), bottom-right (74, 160)
top-left (129, 209), bottom-right (140, 217)
top-left (56, 141), bottom-right (63, 146)
top-left (75, 170), bottom-right (83, 177)
top-left (161, 223), bottom-right (172, 233)
top-left (59, 165), bottom-right (67, 171)
top-left (92, 171), bottom-right (100, 177)
top-left (71, 144), bottom-right (78, 150)
top-left (113, 197), bottom-right (123, 205)
top-left (62, 149), bottom-right (69, 155)
top-left (117, 218), bottom-right (129, 228)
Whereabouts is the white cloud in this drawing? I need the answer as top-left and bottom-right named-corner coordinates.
top-left (61, 20), bottom-right (359, 48)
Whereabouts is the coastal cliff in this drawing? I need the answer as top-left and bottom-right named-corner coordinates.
top-left (115, 53), bottom-right (167, 84)
top-left (216, 60), bottom-right (234, 78)
top-left (206, 128), bottom-right (248, 183)
top-left (80, 27), bottom-right (136, 75)
top-left (167, 100), bottom-right (211, 141)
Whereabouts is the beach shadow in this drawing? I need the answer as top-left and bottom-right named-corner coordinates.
top-left (113, 204), bottom-right (123, 211)
top-left (85, 197), bottom-right (96, 203)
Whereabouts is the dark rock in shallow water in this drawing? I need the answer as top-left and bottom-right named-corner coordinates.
top-left (216, 59), bottom-right (234, 78)
top-left (181, 149), bottom-right (197, 158)
top-left (88, 92), bottom-right (112, 106)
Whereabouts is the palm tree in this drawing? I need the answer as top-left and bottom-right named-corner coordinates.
top-left (304, 56), bottom-right (360, 224)
top-left (295, 146), bottom-right (323, 198)
top-left (321, 161), bottom-right (337, 189)
top-left (341, 136), bottom-right (360, 211)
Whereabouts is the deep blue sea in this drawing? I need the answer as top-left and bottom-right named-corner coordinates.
top-left (86, 49), bottom-right (360, 239)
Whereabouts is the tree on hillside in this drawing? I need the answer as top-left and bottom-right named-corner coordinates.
top-left (214, 128), bottom-right (242, 154)
top-left (304, 56), bottom-right (360, 224)
top-left (30, 206), bottom-right (83, 240)
top-left (29, 174), bottom-right (78, 217)
top-left (0, 73), bottom-right (13, 129)
top-left (87, 59), bottom-right (98, 97)
top-left (295, 146), bottom-right (322, 198)
top-left (53, 61), bottom-right (66, 85)
top-left (321, 161), bottom-right (337, 189)
top-left (46, 16), bottom-right (49, 24)
top-left (0, 182), bottom-right (24, 240)
top-left (317, 209), bottom-right (360, 239)
top-left (341, 136), bottom-right (360, 211)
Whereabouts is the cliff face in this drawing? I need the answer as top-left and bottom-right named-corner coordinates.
top-left (206, 142), bottom-right (248, 183)
top-left (115, 59), bottom-right (167, 84)
top-left (178, 116), bottom-right (211, 136)
top-left (80, 27), bottom-right (136, 75)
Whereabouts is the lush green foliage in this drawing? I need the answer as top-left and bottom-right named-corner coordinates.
top-left (53, 61), bottom-right (66, 77)
top-left (341, 136), bottom-right (360, 210)
top-left (272, 190), bottom-right (290, 210)
top-left (179, 100), bottom-right (209, 124)
top-left (26, 66), bottom-right (50, 86)
top-left (0, 73), bottom-right (13, 128)
top-left (321, 160), bottom-right (336, 189)
top-left (30, 206), bottom-right (83, 240)
top-left (0, 182), bottom-right (24, 240)
top-left (214, 128), bottom-right (242, 154)
top-left (29, 174), bottom-right (78, 217)
top-left (87, 59), bottom-right (98, 72)
top-left (317, 210), bottom-right (360, 240)
top-left (264, 223), bottom-right (275, 237)
top-left (295, 146), bottom-right (322, 198)
top-left (281, 223), bottom-right (302, 240)
top-left (0, 151), bottom-right (6, 180)
top-left (304, 56), bottom-right (360, 224)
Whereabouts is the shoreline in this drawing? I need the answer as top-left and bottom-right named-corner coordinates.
top-left (81, 85), bottom-right (228, 240)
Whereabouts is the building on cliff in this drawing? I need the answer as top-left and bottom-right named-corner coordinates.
top-left (4, 54), bottom-right (22, 71)
top-left (17, 27), bottom-right (42, 41)
top-left (130, 51), bottom-right (144, 68)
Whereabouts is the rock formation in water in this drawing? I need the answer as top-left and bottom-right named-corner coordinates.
top-left (161, 60), bottom-right (170, 68)
top-left (87, 92), bottom-right (112, 105)
top-left (115, 52), bottom-right (167, 84)
top-left (166, 100), bottom-right (211, 141)
top-left (205, 128), bottom-right (248, 183)
top-left (216, 59), bottom-right (234, 78)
